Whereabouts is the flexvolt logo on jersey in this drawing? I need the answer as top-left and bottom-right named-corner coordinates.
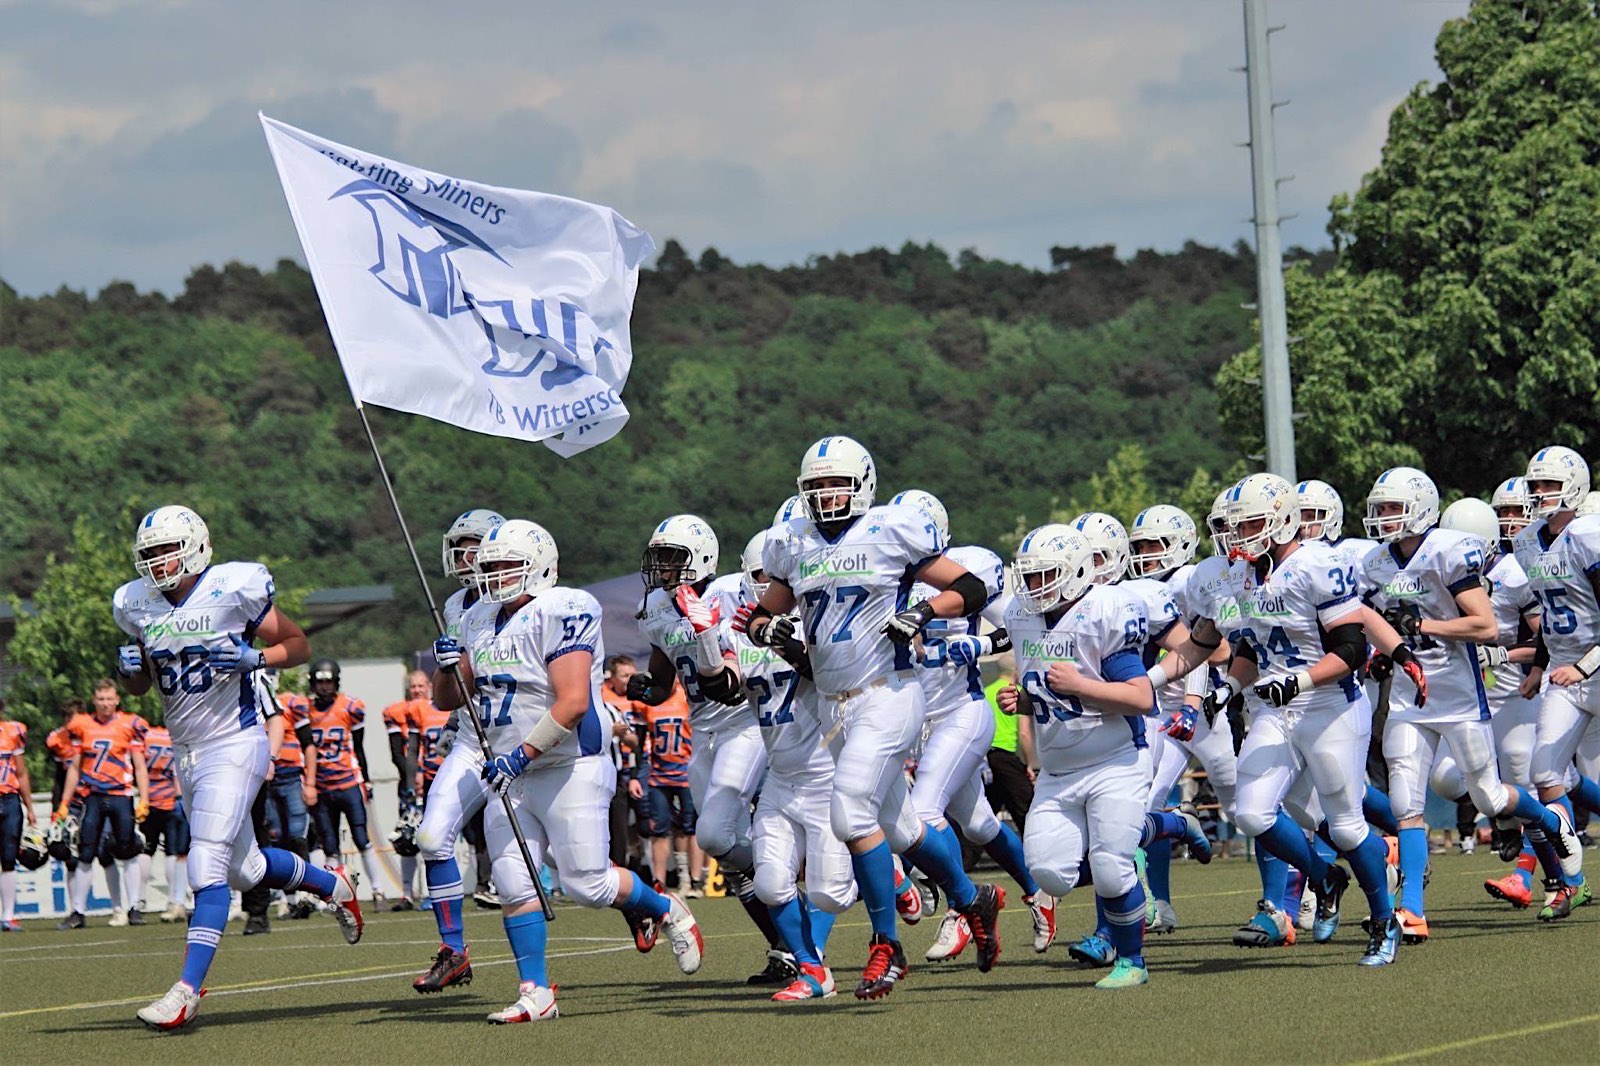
top-left (1020, 637), bottom-right (1079, 662)
top-left (1243, 594), bottom-right (1290, 619)
top-left (1525, 561), bottom-right (1574, 581)
top-left (799, 553), bottom-right (872, 580)
top-left (1380, 575), bottom-right (1429, 599)
top-left (662, 628), bottom-right (696, 649)
top-left (143, 618), bottom-right (218, 640)
top-left (472, 641), bottom-right (523, 669)
top-left (738, 646), bottom-right (783, 668)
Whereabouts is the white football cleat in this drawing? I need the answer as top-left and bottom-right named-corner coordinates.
top-left (1548, 804), bottom-right (1584, 881)
top-left (663, 893), bottom-right (703, 974)
top-left (925, 910), bottom-right (971, 962)
top-left (486, 981), bottom-right (558, 1024)
top-left (160, 902), bottom-right (187, 924)
top-left (108, 910), bottom-right (129, 928)
top-left (1027, 893), bottom-right (1057, 952)
top-left (137, 981), bottom-right (204, 1031)
top-left (327, 865), bottom-right (364, 945)
top-left (1297, 891), bottom-right (1316, 932)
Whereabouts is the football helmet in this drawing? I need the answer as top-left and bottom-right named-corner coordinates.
top-left (1128, 505), bottom-right (1198, 579)
top-left (475, 520), bottom-right (560, 603)
top-left (1440, 497), bottom-right (1498, 545)
top-left (1012, 525), bottom-right (1095, 615)
top-left (133, 506), bottom-right (212, 591)
top-left (442, 509), bottom-right (506, 586)
top-left (1490, 476), bottom-right (1532, 540)
top-left (1577, 491), bottom-right (1600, 518)
top-left (309, 658), bottom-right (340, 691)
top-left (47, 816), bottom-right (79, 862)
top-left (19, 824), bottom-right (49, 871)
top-left (1296, 480), bottom-right (1345, 542)
top-left (741, 530), bottom-right (772, 602)
top-left (1225, 474), bottom-right (1299, 562)
top-left (1071, 512), bottom-right (1130, 585)
top-left (1363, 467), bottom-right (1439, 543)
top-left (772, 495), bottom-right (805, 527)
top-left (1525, 446), bottom-right (1591, 517)
top-left (640, 515), bottom-right (719, 592)
top-left (890, 490), bottom-right (950, 545)
top-left (1206, 487), bottom-right (1235, 558)
top-left (797, 436), bottom-right (876, 523)
top-left (390, 803), bottom-right (423, 858)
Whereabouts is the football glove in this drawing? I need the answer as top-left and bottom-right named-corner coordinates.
top-left (1200, 677), bottom-right (1240, 726)
top-left (940, 634), bottom-right (990, 667)
top-left (482, 744), bottom-right (533, 794)
top-left (1162, 707), bottom-right (1198, 743)
top-left (1476, 644), bottom-right (1510, 671)
top-left (1365, 649), bottom-right (1394, 682)
top-left (883, 601), bottom-right (936, 645)
top-left (116, 644), bottom-right (144, 677)
top-left (1255, 669), bottom-right (1312, 708)
top-left (1381, 606), bottom-right (1422, 638)
top-left (435, 722), bottom-right (457, 759)
top-left (625, 672), bottom-right (655, 702)
top-left (208, 634), bottom-right (265, 674)
top-left (746, 613), bottom-right (797, 649)
top-left (135, 799), bottom-right (149, 823)
top-left (1226, 695), bottom-right (1249, 756)
top-left (1393, 646), bottom-right (1428, 707)
top-left (674, 585), bottom-right (720, 634)
top-left (433, 636), bottom-right (463, 670)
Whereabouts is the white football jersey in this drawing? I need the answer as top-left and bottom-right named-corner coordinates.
top-left (1363, 528), bottom-right (1489, 722)
top-left (764, 503), bottom-right (944, 696)
top-left (914, 544), bottom-right (1009, 719)
top-left (1143, 564), bottom-right (1198, 709)
top-left (442, 587), bottom-right (477, 640)
top-left (457, 587), bottom-right (609, 765)
top-left (1484, 550), bottom-right (1539, 702)
top-left (1232, 541), bottom-right (1364, 714)
top-left (1327, 537), bottom-right (1381, 595)
top-left (704, 573), bottom-right (746, 630)
top-left (637, 586), bottom-right (745, 734)
top-left (1119, 575), bottom-right (1184, 712)
top-left (1005, 583), bottom-right (1150, 774)
top-left (1512, 514), bottom-right (1600, 666)
top-left (113, 562), bottom-right (275, 748)
top-left (731, 631), bottom-right (831, 778)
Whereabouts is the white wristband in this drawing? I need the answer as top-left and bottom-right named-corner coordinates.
top-left (1146, 662), bottom-right (1170, 689)
top-left (1576, 645), bottom-right (1600, 679)
top-left (692, 625), bottom-right (725, 673)
top-left (1293, 668), bottom-right (1314, 694)
top-left (522, 713), bottom-right (574, 757)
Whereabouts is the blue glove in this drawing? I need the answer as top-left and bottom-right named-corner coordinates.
top-left (208, 634), bottom-right (265, 674)
top-left (943, 635), bottom-right (989, 667)
top-left (117, 644), bottom-right (144, 677)
top-left (435, 722), bottom-right (457, 758)
top-left (1162, 707), bottom-right (1197, 742)
top-left (482, 744), bottom-right (532, 794)
top-left (433, 636), bottom-right (463, 670)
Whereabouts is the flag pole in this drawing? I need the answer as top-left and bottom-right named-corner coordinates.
top-left (352, 399), bottom-right (556, 920)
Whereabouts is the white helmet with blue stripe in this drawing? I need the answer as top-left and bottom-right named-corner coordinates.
top-left (772, 494), bottom-right (805, 528)
top-left (1296, 479), bottom-right (1345, 542)
top-left (1128, 505), bottom-right (1197, 578)
top-left (1070, 512), bottom-right (1130, 585)
top-left (474, 519), bottom-right (559, 603)
top-left (1012, 524), bottom-right (1094, 614)
top-left (642, 514), bottom-right (719, 591)
top-left (1524, 445), bottom-right (1591, 517)
top-left (1225, 473), bottom-right (1299, 561)
top-left (1363, 467), bottom-right (1439, 543)
top-left (133, 505), bottom-right (212, 591)
top-left (741, 529), bottom-right (772, 602)
top-left (1491, 476), bottom-right (1532, 540)
top-left (797, 436), bottom-right (876, 522)
top-left (890, 489), bottom-right (950, 545)
top-left (443, 508), bottom-right (506, 586)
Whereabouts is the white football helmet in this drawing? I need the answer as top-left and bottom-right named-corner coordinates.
top-left (442, 508), bottom-right (506, 586)
top-left (1225, 473), bottom-right (1299, 562)
top-left (1363, 467), bottom-right (1439, 543)
top-left (1524, 446), bottom-right (1591, 517)
top-left (133, 506), bottom-right (213, 591)
top-left (772, 494), bottom-right (805, 527)
top-left (641, 515), bottom-right (719, 591)
top-left (1127, 505), bottom-right (1197, 579)
top-left (1206, 487), bottom-right (1235, 558)
top-left (741, 529), bottom-right (772, 602)
top-left (1070, 512), bottom-right (1130, 585)
top-left (1576, 491), bottom-right (1600, 518)
top-left (797, 436), bottom-right (876, 522)
top-left (474, 520), bottom-right (559, 603)
top-left (1296, 479), bottom-right (1345, 542)
top-left (1490, 476), bottom-right (1532, 540)
top-left (1012, 524), bottom-right (1095, 614)
top-left (890, 489), bottom-right (950, 545)
top-left (1440, 497), bottom-right (1498, 545)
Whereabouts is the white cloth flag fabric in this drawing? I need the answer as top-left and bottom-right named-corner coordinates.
top-left (261, 114), bottom-right (654, 457)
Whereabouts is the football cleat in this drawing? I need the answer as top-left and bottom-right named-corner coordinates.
top-left (486, 981), bottom-right (558, 1024)
top-left (1067, 932), bottom-right (1117, 966)
top-left (925, 910), bottom-right (971, 962)
top-left (1547, 804), bottom-right (1582, 878)
top-left (1313, 864), bottom-right (1350, 943)
top-left (57, 911), bottom-right (85, 931)
top-left (1571, 881), bottom-right (1593, 908)
top-left (108, 909), bottom-right (129, 928)
top-left (916, 874), bottom-right (939, 920)
top-left (127, 908), bottom-right (147, 927)
top-left (1026, 893), bottom-right (1057, 952)
top-left (663, 893), bottom-right (703, 974)
top-left (624, 907), bottom-right (658, 953)
top-left (1484, 874), bottom-right (1532, 909)
top-left (1233, 900), bottom-right (1293, 948)
top-left (1358, 916), bottom-right (1401, 967)
top-left (1490, 824), bottom-right (1524, 862)
top-left (772, 962), bottom-right (835, 1002)
top-left (1538, 880), bottom-right (1579, 923)
top-left (473, 888), bottom-right (501, 910)
top-left (893, 869), bottom-right (923, 925)
top-left (137, 981), bottom-right (205, 1031)
top-left (327, 865), bottom-right (364, 945)
top-left (1456, 835), bottom-right (1476, 856)
top-left (1, 919), bottom-right (22, 933)
top-left (747, 949), bottom-right (799, 986)
top-left (1297, 891), bottom-right (1316, 932)
top-left (387, 896), bottom-right (416, 913)
top-left (854, 933), bottom-right (908, 1000)
top-left (243, 913), bottom-right (270, 936)
top-left (1147, 899), bottom-right (1179, 935)
top-left (1094, 957), bottom-right (1150, 990)
top-left (1178, 812), bottom-right (1213, 864)
top-left (288, 898), bottom-right (317, 920)
top-left (959, 883), bottom-right (1005, 973)
top-left (1395, 907), bottom-right (1429, 944)
top-left (414, 946), bottom-right (473, 993)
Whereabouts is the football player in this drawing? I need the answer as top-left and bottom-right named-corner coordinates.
top-left (734, 436), bottom-right (1003, 1000)
top-left (381, 670), bottom-right (434, 909)
top-left (304, 659), bottom-right (387, 899)
top-left (139, 718), bottom-right (191, 923)
top-left (115, 505), bottom-right (361, 1030)
top-left (56, 680), bottom-right (150, 929)
top-left (433, 520), bottom-right (703, 1024)
top-left (0, 697), bottom-right (36, 932)
top-left (266, 686), bottom-right (318, 919)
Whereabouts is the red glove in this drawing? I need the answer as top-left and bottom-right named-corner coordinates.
top-left (1400, 659), bottom-right (1428, 707)
top-left (674, 585), bottom-right (720, 634)
top-left (731, 602), bottom-right (758, 635)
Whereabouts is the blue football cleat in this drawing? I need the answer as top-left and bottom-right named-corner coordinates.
top-left (1358, 915), bottom-right (1401, 967)
top-left (1066, 932), bottom-right (1117, 967)
top-left (1232, 899), bottom-right (1293, 947)
top-left (1313, 865), bottom-right (1350, 943)
top-left (1179, 812), bottom-right (1213, 865)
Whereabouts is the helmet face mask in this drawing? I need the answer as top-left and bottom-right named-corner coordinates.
top-left (1524, 446), bottom-right (1591, 518)
top-left (1012, 525), bottom-right (1094, 615)
top-left (309, 658), bottom-right (341, 700)
top-left (797, 436), bottom-right (876, 524)
top-left (741, 530), bottom-right (771, 602)
top-left (1362, 467), bottom-right (1439, 544)
top-left (1295, 480), bottom-right (1345, 542)
top-left (442, 509), bottom-right (506, 587)
top-left (133, 506), bottom-right (212, 591)
top-left (475, 520), bottom-right (560, 604)
top-left (1491, 477), bottom-right (1532, 539)
top-left (1207, 489), bottom-right (1235, 558)
top-left (1128, 505), bottom-right (1197, 579)
top-left (641, 516), bottom-right (718, 592)
top-left (1225, 474), bottom-right (1299, 562)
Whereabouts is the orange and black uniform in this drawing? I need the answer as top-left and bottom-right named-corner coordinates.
top-left (140, 724), bottom-right (190, 858)
top-left (637, 686), bottom-right (696, 838)
top-left (263, 692), bottom-right (314, 854)
top-left (0, 721), bottom-right (27, 873)
top-left (66, 711), bottom-right (147, 864)
top-left (307, 693), bottom-right (372, 852)
top-left (381, 698), bottom-right (430, 804)
top-left (414, 704), bottom-right (455, 790)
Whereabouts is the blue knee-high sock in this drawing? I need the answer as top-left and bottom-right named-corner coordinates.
top-left (1280, 867), bottom-right (1306, 916)
top-left (1363, 785), bottom-right (1399, 836)
top-left (903, 823), bottom-right (976, 910)
top-left (616, 868), bottom-right (671, 920)
top-left (1397, 827), bottom-right (1428, 914)
top-left (1569, 775), bottom-right (1600, 816)
top-left (179, 884), bottom-right (230, 990)
top-left (1257, 847), bottom-right (1289, 903)
top-left (807, 899), bottom-right (837, 957)
top-left (851, 841), bottom-right (900, 938)
top-left (1344, 830), bottom-right (1394, 923)
top-left (1141, 811), bottom-right (1189, 845)
top-left (1525, 826), bottom-right (1565, 881)
top-left (1257, 814), bottom-right (1328, 884)
top-left (1101, 884), bottom-right (1146, 968)
top-left (1313, 834), bottom-right (1339, 865)
top-left (768, 896), bottom-right (821, 965)
top-left (261, 848), bottom-right (336, 897)
top-left (425, 857), bottom-right (467, 952)
top-left (1145, 840), bottom-right (1173, 903)
top-left (1509, 785), bottom-right (1562, 836)
top-left (503, 910), bottom-right (549, 985)
top-left (1093, 893), bottom-right (1112, 939)
top-left (981, 824), bottom-right (1039, 897)
top-left (1516, 837), bottom-right (1536, 889)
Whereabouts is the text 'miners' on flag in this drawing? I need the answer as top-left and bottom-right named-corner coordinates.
top-left (260, 114), bottom-right (655, 458)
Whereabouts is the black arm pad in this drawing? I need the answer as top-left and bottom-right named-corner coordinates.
top-left (699, 667), bottom-right (743, 705)
top-left (950, 572), bottom-right (988, 616)
top-left (388, 731), bottom-right (408, 773)
top-left (988, 627), bottom-right (1013, 656)
top-left (776, 637), bottom-right (814, 680)
top-left (1233, 641), bottom-right (1258, 665)
top-left (1534, 632), bottom-right (1550, 669)
top-left (1323, 623), bottom-right (1366, 673)
top-left (295, 723), bottom-right (315, 751)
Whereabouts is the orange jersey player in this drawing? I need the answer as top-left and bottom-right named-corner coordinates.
top-left (143, 724), bottom-right (179, 812)
top-left (641, 684), bottom-right (693, 790)
top-left (57, 681), bottom-right (151, 929)
top-left (0, 701), bottom-right (36, 930)
top-left (414, 703), bottom-right (455, 791)
top-left (384, 670), bottom-right (435, 805)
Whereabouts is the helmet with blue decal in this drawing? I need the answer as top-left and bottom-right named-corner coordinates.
top-left (1524, 445), bottom-right (1590, 518)
top-left (1363, 467), bottom-right (1439, 543)
top-left (741, 529), bottom-right (772, 602)
top-left (1490, 476), bottom-right (1532, 539)
top-left (1128, 505), bottom-right (1197, 579)
top-left (133, 505), bottom-right (212, 591)
top-left (1296, 479), bottom-right (1345, 542)
top-left (1440, 497), bottom-right (1498, 545)
top-left (476, 520), bottom-right (559, 603)
top-left (641, 515), bottom-right (718, 592)
top-left (797, 436), bottom-right (876, 523)
top-left (1206, 486), bottom-right (1236, 558)
top-left (1070, 512), bottom-right (1129, 585)
top-left (890, 489), bottom-right (950, 545)
top-left (442, 508), bottom-right (506, 586)
top-left (1012, 524), bottom-right (1095, 614)
top-left (1225, 473), bottom-right (1298, 562)
top-left (772, 494), bottom-right (805, 528)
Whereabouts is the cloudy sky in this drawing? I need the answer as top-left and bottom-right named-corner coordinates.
top-left (0, 0), bottom-right (1469, 297)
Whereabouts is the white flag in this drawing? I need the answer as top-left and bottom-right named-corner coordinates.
top-left (261, 114), bottom-right (654, 457)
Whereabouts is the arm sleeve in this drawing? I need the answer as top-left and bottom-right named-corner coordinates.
top-left (1100, 648), bottom-right (1146, 683)
top-left (387, 731), bottom-right (408, 774)
top-left (351, 726), bottom-right (372, 785)
top-left (1321, 622), bottom-right (1367, 672)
